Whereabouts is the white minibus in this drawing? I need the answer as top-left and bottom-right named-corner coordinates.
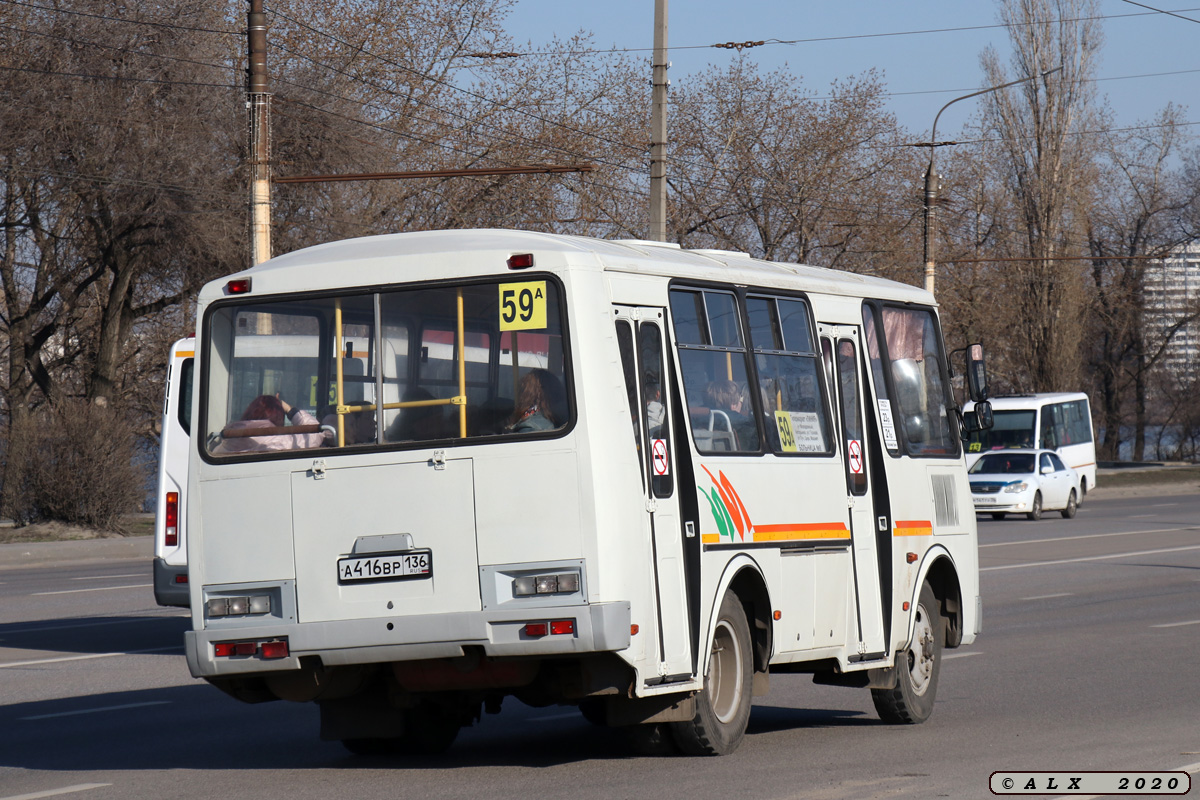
top-left (965, 393), bottom-right (1096, 499)
top-left (153, 336), bottom-right (194, 607)
top-left (183, 230), bottom-right (989, 756)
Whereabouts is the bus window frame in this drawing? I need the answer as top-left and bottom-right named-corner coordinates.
top-left (197, 274), bottom-right (575, 466)
top-left (862, 299), bottom-right (961, 460)
top-left (744, 290), bottom-right (834, 458)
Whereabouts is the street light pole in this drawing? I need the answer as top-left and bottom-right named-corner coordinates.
top-left (918, 67), bottom-right (1061, 296)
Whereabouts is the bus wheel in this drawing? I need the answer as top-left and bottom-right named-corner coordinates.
top-left (1026, 492), bottom-right (1043, 521)
top-left (399, 702), bottom-right (463, 755)
top-left (670, 592), bottom-right (753, 756)
top-left (1061, 490), bottom-right (1078, 519)
top-left (872, 581), bottom-right (942, 724)
top-left (1079, 478), bottom-right (1087, 503)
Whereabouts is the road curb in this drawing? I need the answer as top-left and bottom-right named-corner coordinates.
top-left (0, 536), bottom-right (153, 570)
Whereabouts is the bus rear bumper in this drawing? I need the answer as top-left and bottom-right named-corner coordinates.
top-left (153, 558), bottom-right (190, 608)
top-left (184, 600), bottom-right (632, 678)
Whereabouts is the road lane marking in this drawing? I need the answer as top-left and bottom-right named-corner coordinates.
top-left (69, 574), bottom-right (141, 580)
top-left (943, 651), bottom-right (982, 660)
top-left (980, 525), bottom-right (1200, 548)
top-left (1151, 620), bottom-right (1200, 628)
top-left (0, 646), bottom-right (182, 668)
top-left (1021, 593), bottom-right (1073, 600)
top-left (1129, 514), bottom-right (1159, 518)
top-left (981, 544), bottom-right (1200, 572)
top-left (33, 584), bottom-right (152, 596)
top-left (0, 785), bottom-right (112, 800)
top-left (20, 700), bottom-right (171, 720)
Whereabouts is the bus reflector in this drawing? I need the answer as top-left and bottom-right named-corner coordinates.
top-left (550, 619), bottom-right (575, 635)
top-left (906, 552), bottom-right (918, 563)
top-left (260, 640), bottom-right (289, 659)
top-left (225, 278), bottom-right (252, 294)
top-left (174, 574), bottom-right (188, 584)
top-left (164, 492), bottom-right (178, 547)
top-left (214, 643), bottom-right (235, 657)
top-left (234, 642), bottom-right (257, 656)
top-left (630, 624), bottom-right (639, 636)
top-left (524, 622), bottom-right (548, 637)
top-left (507, 253), bottom-right (535, 270)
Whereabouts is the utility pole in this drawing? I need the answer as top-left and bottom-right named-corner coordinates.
top-left (648, 0), bottom-right (668, 242)
top-left (913, 67), bottom-right (1060, 296)
top-left (248, 0), bottom-right (271, 266)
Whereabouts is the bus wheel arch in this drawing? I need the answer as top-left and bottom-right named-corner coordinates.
top-left (921, 555), bottom-right (963, 649)
top-left (725, 565), bottom-right (773, 695)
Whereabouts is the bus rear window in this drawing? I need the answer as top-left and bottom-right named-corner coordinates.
top-left (202, 279), bottom-right (569, 457)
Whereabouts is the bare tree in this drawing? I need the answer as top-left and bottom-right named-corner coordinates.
top-left (667, 59), bottom-right (915, 273)
top-left (1084, 106), bottom-right (1196, 460)
top-left (979, 0), bottom-right (1103, 392)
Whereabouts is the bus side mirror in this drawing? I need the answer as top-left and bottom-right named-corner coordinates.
top-left (966, 343), bottom-right (988, 402)
top-left (961, 401), bottom-right (993, 434)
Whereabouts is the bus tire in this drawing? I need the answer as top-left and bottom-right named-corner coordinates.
top-left (670, 592), bottom-right (753, 756)
top-left (1061, 490), bottom-right (1078, 519)
top-left (871, 581), bottom-right (942, 725)
top-left (399, 702), bottom-right (462, 755)
top-left (1026, 492), bottom-right (1043, 521)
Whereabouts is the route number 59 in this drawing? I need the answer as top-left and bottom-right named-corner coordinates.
top-left (499, 281), bottom-right (547, 331)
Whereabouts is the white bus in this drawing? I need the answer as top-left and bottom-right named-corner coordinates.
top-left (153, 336), bottom-right (194, 607)
top-left (965, 393), bottom-right (1096, 499)
top-left (183, 230), bottom-right (989, 756)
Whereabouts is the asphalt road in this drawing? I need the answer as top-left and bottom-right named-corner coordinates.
top-left (1, 492), bottom-right (1198, 800)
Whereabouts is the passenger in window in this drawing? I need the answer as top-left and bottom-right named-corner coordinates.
top-left (644, 383), bottom-right (665, 431)
top-left (508, 369), bottom-right (565, 433)
top-left (215, 394), bottom-right (327, 453)
top-left (323, 408), bottom-right (376, 445)
top-left (386, 388), bottom-right (447, 442)
top-left (705, 380), bottom-right (759, 450)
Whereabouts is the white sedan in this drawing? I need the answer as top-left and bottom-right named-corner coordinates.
top-left (968, 449), bottom-right (1081, 521)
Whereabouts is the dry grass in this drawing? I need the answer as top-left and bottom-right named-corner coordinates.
top-left (0, 515), bottom-right (153, 544)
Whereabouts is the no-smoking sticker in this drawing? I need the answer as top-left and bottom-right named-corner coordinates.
top-left (847, 439), bottom-right (863, 474)
top-left (651, 438), bottom-right (670, 476)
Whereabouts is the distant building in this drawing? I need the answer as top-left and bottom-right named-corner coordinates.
top-left (1145, 242), bottom-right (1200, 386)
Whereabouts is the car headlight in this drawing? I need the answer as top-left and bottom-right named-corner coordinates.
top-left (1004, 482), bottom-right (1029, 493)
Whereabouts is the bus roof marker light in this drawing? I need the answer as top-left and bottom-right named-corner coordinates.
top-left (507, 253), bottom-right (535, 270)
top-left (225, 278), bottom-right (252, 294)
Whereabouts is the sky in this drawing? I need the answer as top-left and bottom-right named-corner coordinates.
top-left (500, 0), bottom-right (1198, 139)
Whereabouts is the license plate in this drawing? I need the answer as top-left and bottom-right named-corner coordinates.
top-left (974, 497), bottom-right (997, 505)
top-left (337, 550), bottom-right (432, 584)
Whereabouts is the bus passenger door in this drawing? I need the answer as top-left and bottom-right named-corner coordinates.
top-left (820, 325), bottom-right (887, 659)
top-left (615, 306), bottom-right (693, 681)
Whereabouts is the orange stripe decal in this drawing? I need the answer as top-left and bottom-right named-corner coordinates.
top-left (894, 520), bottom-right (933, 536)
top-left (176, 350), bottom-right (194, 358)
top-left (701, 533), bottom-right (721, 544)
top-left (753, 522), bottom-right (850, 542)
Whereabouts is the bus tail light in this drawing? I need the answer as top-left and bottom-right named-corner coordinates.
top-left (214, 638), bottom-right (289, 659)
top-left (512, 571), bottom-right (581, 597)
top-left (507, 253), bottom-right (535, 270)
top-left (523, 620), bottom-right (575, 637)
top-left (164, 492), bottom-right (178, 547)
top-left (225, 278), bottom-right (252, 294)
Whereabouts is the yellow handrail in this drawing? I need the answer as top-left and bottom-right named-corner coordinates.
top-left (334, 300), bottom-right (345, 447)
top-left (456, 288), bottom-right (467, 438)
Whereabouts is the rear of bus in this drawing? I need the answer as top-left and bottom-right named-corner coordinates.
top-left (965, 393), bottom-right (1096, 498)
top-left (153, 336), bottom-right (194, 607)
